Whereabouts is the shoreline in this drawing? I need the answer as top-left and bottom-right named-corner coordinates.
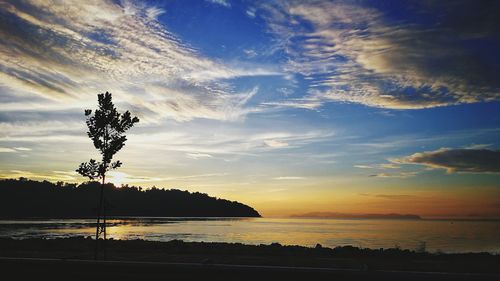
top-left (0, 237), bottom-right (498, 275)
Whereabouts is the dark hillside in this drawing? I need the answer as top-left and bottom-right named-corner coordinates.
top-left (0, 178), bottom-right (260, 218)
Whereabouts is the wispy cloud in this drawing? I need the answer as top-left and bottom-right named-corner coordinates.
top-left (127, 129), bottom-right (333, 156)
top-left (359, 193), bottom-right (419, 200)
top-left (274, 176), bottom-right (305, 180)
top-left (13, 147), bottom-right (31, 151)
top-left (106, 171), bottom-right (163, 185)
top-left (206, 0), bottom-right (231, 8)
top-left (186, 153), bottom-right (213, 160)
top-left (0, 0), bottom-right (278, 123)
top-left (259, 0), bottom-right (500, 110)
top-left (0, 169), bottom-right (229, 185)
top-left (264, 139), bottom-right (288, 148)
top-left (354, 163), bottom-right (400, 169)
top-left (99, 171), bottom-right (229, 186)
top-left (369, 172), bottom-right (418, 178)
top-left (353, 165), bottom-right (373, 169)
top-left (465, 144), bottom-right (492, 150)
top-left (0, 170), bottom-right (78, 181)
top-left (0, 120), bottom-right (85, 143)
top-left (0, 146), bottom-right (33, 153)
top-left (245, 8), bottom-right (257, 18)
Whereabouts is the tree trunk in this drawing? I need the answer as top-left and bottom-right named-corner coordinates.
top-left (95, 175), bottom-right (106, 259)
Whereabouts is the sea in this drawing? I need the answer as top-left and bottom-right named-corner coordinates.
top-left (1, 217), bottom-right (499, 253)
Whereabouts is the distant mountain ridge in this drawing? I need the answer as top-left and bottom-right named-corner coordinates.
top-left (0, 178), bottom-right (260, 218)
top-left (291, 212), bottom-right (421, 220)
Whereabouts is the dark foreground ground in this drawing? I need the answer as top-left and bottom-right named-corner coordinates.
top-left (0, 237), bottom-right (499, 280)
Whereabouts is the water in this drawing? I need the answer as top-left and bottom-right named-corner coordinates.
top-left (1, 217), bottom-right (499, 253)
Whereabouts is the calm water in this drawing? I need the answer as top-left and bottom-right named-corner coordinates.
top-left (1, 217), bottom-right (499, 253)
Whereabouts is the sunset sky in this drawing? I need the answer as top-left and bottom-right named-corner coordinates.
top-left (1, 0), bottom-right (499, 218)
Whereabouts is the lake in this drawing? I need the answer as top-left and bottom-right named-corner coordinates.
top-left (1, 217), bottom-right (499, 253)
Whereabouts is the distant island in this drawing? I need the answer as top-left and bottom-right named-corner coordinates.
top-left (0, 178), bottom-right (260, 218)
top-left (291, 212), bottom-right (421, 220)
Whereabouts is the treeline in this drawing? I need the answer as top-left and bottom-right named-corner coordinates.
top-left (0, 178), bottom-right (260, 218)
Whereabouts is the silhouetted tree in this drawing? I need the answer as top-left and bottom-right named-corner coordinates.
top-left (76, 92), bottom-right (139, 259)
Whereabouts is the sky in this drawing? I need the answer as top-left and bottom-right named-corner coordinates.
top-left (1, 0), bottom-right (500, 218)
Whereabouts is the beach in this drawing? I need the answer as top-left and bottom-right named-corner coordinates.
top-left (1, 237), bottom-right (499, 280)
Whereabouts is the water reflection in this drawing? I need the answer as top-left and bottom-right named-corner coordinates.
top-left (0, 217), bottom-right (499, 253)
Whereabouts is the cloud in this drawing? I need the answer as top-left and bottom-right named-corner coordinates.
top-left (261, 98), bottom-right (323, 110)
top-left (0, 146), bottom-right (33, 153)
top-left (0, 0), bottom-right (277, 123)
top-left (186, 153), bottom-right (213, 160)
top-left (354, 165), bottom-right (373, 169)
top-left (145, 6), bottom-right (165, 20)
top-left (163, 173), bottom-right (228, 181)
top-left (274, 176), bottom-right (305, 180)
top-left (206, 0), bottom-right (231, 8)
top-left (398, 148), bottom-right (500, 173)
top-left (0, 169), bottom-right (228, 185)
top-left (369, 172), bottom-right (417, 178)
top-left (354, 163), bottom-right (400, 169)
top-left (127, 85), bottom-right (262, 123)
top-left (106, 171), bottom-right (163, 185)
top-left (0, 170), bottom-right (78, 181)
top-left (259, 0), bottom-right (500, 110)
top-left (127, 129), bottom-right (332, 156)
top-left (359, 193), bottom-right (419, 200)
top-left (380, 163), bottom-right (400, 169)
top-left (243, 49), bottom-right (258, 57)
top-left (0, 113), bottom-right (333, 163)
top-left (465, 144), bottom-right (492, 150)
top-left (246, 8), bottom-right (257, 18)
top-left (0, 120), bottom-right (85, 143)
top-left (264, 139), bottom-right (289, 148)
top-left (13, 147), bottom-right (31, 151)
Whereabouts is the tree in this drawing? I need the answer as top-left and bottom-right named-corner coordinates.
top-left (76, 92), bottom-right (139, 259)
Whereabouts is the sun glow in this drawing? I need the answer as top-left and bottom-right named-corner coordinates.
top-left (106, 171), bottom-right (128, 186)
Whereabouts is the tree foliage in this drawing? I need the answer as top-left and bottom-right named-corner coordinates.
top-left (76, 92), bottom-right (139, 182)
top-left (0, 179), bottom-right (261, 218)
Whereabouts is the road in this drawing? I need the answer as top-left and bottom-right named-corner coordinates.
top-left (1, 257), bottom-right (497, 280)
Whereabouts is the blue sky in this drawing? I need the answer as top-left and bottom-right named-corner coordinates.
top-left (0, 0), bottom-right (499, 217)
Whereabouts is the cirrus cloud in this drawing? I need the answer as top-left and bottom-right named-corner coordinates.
top-left (0, 0), bottom-right (278, 123)
top-left (258, 0), bottom-right (500, 110)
